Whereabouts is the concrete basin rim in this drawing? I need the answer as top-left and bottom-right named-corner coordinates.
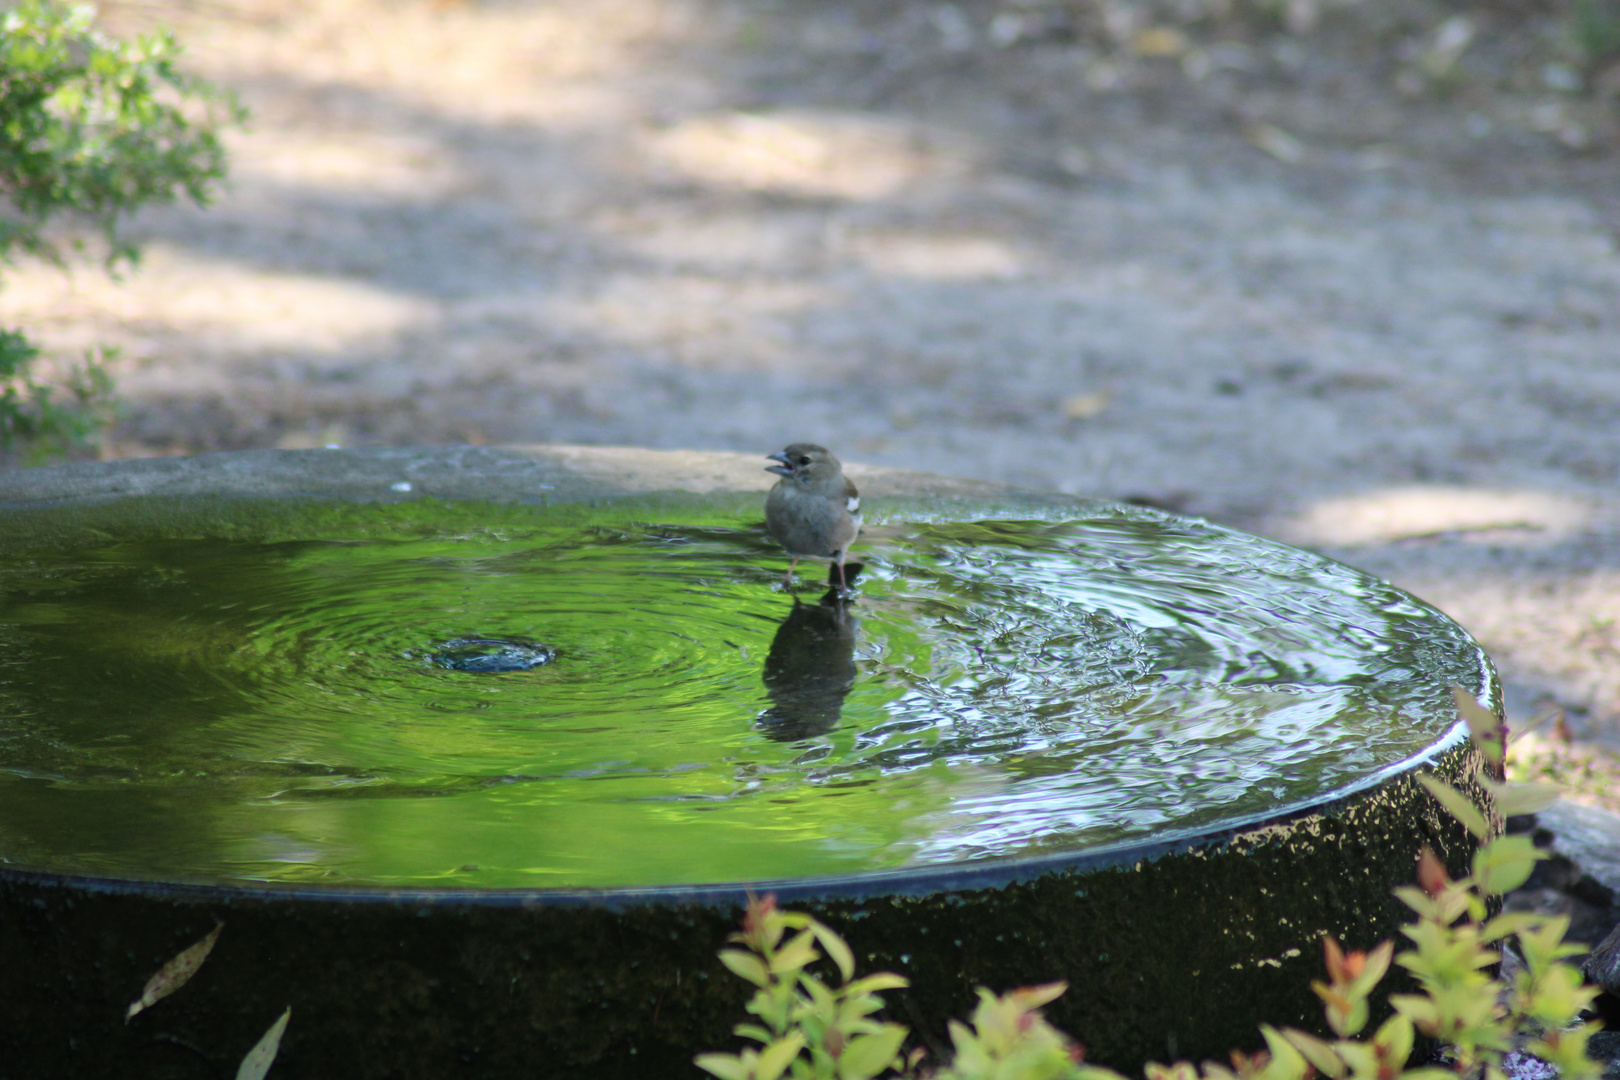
top-left (0, 719), bottom-right (1476, 910)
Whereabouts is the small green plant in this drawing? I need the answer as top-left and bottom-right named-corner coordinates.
top-left (0, 0), bottom-right (243, 459)
top-left (694, 894), bottom-right (918, 1080)
top-left (700, 688), bottom-right (1603, 1080)
top-left (931, 983), bottom-right (1095, 1080)
top-left (0, 328), bottom-right (115, 458)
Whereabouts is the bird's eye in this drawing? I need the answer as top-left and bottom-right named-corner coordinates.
top-left (798, 456), bottom-right (811, 466)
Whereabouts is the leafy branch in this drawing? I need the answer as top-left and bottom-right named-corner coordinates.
top-left (0, 1), bottom-right (243, 458)
top-left (696, 893), bottom-right (917, 1080)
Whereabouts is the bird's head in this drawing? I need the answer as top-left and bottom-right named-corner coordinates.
top-left (766, 443), bottom-right (841, 483)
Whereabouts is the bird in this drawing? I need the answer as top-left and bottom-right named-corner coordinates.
top-left (764, 442), bottom-right (861, 593)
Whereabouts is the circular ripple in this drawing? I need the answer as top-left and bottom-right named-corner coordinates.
top-left (0, 510), bottom-right (1486, 888)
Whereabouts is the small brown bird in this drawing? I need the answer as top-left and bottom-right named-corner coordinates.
top-left (764, 443), bottom-right (862, 592)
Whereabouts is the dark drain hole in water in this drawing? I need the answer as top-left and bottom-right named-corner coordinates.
top-left (430, 637), bottom-right (557, 673)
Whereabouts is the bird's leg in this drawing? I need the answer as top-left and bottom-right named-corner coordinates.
top-left (783, 557), bottom-right (799, 588)
top-left (834, 552), bottom-right (848, 594)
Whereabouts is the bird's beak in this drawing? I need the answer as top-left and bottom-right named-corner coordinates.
top-left (765, 451), bottom-right (793, 478)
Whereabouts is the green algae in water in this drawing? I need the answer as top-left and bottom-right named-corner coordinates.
top-left (0, 509), bottom-right (1484, 888)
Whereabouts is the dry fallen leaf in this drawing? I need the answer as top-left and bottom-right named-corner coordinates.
top-left (1419, 16), bottom-right (1475, 79)
top-left (126, 923), bottom-right (224, 1023)
top-left (1062, 391), bottom-right (1111, 421)
top-left (1245, 124), bottom-right (1305, 164)
top-left (237, 1007), bottom-right (292, 1080)
top-left (1132, 27), bottom-right (1189, 58)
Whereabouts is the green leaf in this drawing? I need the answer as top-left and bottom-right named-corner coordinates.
top-left (1009, 980), bottom-right (1069, 1010)
top-left (1351, 939), bottom-right (1394, 996)
top-left (946, 1018), bottom-right (981, 1058)
top-left (1279, 1027), bottom-right (1345, 1079)
top-left (735, 1023), bottom-right (775, 1044)
top-left (1520, 963), bottom-right (1601, 1027)
top-left (695, 1052), bottom-right (752, 1080)
top-left (769, 930), bottom-right (819, 975)
top-left (721, 949), bottom-right (772, 988)
top-left (1438, 886), bottom-right (1475, 925)
top-left (804, 972), bottom-right (840, 1010)
top-left (1076, 1069), bottom-right (1134, 1080)
top-left (1481, 911), bottom-right (1544, 943)
top-left (1387, 992), bottom-right (1437, 1032)
top-left (1517, 916), bottom-right (1586, 972)
top-left (1417, 774), bottom-right (1489, 839)
top-left (1450, 686), bottom-right (1501, 746)
top-left (1312, 975), bottom-right (1367, 1039)
top-left (756, 1033), bottom-right (806, 1080)
top-left (1481, 778), bottom-right (1560, 817)
top-left (844, 973), bottom-right (908, 995)
top-left (1393, 885), bottom-right (1439, 920)
top-left (1334, 1041), bottom-right (1378, 1077)
top-left (235, 1007), bottom-right (291, 1080)
top-left (837, 1024), bottom-right (908, 1080)
top-left (836, 993), bottom-right (887, 1022)
top-left (1369, 1011), bottom-right (1414, 1067)
top-left (808, 921), bottom-right (856, 983)
top-left (1257, 1026), bottom-right (1311, 1080)
top-left (1527, 1022), bottom-right (1605, 1080)
top-left (1472, 834), bottom-right (1544, 895)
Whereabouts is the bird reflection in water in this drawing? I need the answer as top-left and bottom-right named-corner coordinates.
top-left (756, 563), bottom-right (862, 742)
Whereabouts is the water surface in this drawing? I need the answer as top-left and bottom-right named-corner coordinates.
top-left (0, 506), bottom-right (1483, 887)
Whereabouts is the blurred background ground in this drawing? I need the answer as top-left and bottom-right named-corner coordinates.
top-left (2, 0), bottom-right (1619, 772)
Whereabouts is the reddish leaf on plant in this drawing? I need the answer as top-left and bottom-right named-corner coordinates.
top-left (1230, 1048), bottom-right (1272, 1078)
top-left (1416, 846), bottom-right (1449, 898)
top-left (739, 892), bottom-right (778, 949)
top-left (1321, 935), bottom-right (1366, 983)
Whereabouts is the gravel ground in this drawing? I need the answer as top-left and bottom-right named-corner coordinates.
top-left (2, 0), bottom-right (1619, 745)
